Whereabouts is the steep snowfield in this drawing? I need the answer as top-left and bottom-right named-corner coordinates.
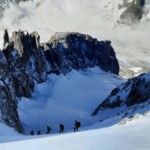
top-left (0, 0), bottom-right (150, 71)
top-left (0, 123), bottom-right (19, 136)
top-left (1, 114), bottom-right (150, 150)
top-left (18, 67), bottom-right (124, 134)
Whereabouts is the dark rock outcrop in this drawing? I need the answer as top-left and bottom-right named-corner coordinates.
top-left (93, 72), bottom-right (150, 116)
top-left (0, 31), bottom-right (119, 133)
top-left (46, 32), bottom-right (119, 75)
top-left (120, 0), bottom-right (145, 24)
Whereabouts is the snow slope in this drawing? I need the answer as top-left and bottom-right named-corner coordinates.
top-left (18, 67), bottom-right (124, 134)
top-left (0, 123), bottom-right (19, 136)
top-left (0, 0), bottom-right (150, 71)
top-left (1, 114), bottom-right (150, 150)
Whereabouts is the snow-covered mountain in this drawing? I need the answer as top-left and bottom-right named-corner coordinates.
top-left (93, 72), bottom-right (150, 121)
top-left (0, 0), bottom-right (150, 77)
top-left (0, 1), bottom-right (150, 149)
top-left (0, 30), bottom-right (120, 133)
top-left (18, 67), bottom-right (124, 134)
top-left (1, 69), bottom-right (150, 149)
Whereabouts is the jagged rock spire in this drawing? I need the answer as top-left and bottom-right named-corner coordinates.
top-left (3, 29), bottom-right (9, 47)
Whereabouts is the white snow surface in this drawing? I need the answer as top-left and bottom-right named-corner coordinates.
top-left (1, 114), bottom-right (150, 150)
top-left (0, 0), bottom-right (150, 70)
top-left (18, 67), bottom-right (124, 134)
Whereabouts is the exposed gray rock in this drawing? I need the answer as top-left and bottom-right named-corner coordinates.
top-left (10, 31), bottom-right (24, 56)
top-left (46, 32), bottom-right (119, 75)
top-left (120, 0), bottom-right (145, 24)
top-left (119, 67), bottom-right (150, 79)
top-left (0, 80), bottom-right (24, 133)
top-left (92, 72), bottom-right (150, 116)
top-left (30, 31), bottom-right (40, 49)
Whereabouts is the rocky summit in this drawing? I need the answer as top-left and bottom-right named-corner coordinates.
top-left (0, 30), bottom-right (119, 133)
top-left (45, 32), bottom-right (119, 74)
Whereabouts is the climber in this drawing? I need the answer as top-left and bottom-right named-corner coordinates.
top-left (59, 124), bottom-right (64, 133)
top-left (73, 120), bottom-right (81, 132)
top-left (46, 125), bottom-right (51, 134)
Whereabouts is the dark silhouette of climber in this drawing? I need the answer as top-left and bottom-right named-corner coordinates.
top-left (46, 125), bottom-right (51, 134)
top-left (59, 124), bottom-right (64, 133)
top-left (37, 130), bottom-right (41, 135)
top-left (74, 120), bottom-right (81, 132)
top-left (30, 130), bottom-right (34, 135)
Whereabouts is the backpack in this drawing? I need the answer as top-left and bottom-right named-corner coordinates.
top-left (47, 125), bottom-right (51, 131)
top-left (77, 121), bottom-right (81, 127)
top-left (60, 124), bottom-right (64, 130)
top-left (30, 130), bottom-right (34, 135)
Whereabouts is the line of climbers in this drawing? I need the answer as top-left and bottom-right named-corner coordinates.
top-left (30, 120), bottom-right (81, 135)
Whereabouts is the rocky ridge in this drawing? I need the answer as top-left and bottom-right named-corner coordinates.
top-left (0, 30), bottom-right (119, 133)
top-left (93, 72), bottom-right (150, 116)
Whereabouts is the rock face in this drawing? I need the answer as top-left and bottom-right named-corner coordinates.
top-left (120, 0), bottom-right (145, 24)
top-left (93, 72), bottom-right (150, 116)
top-left (46, 32), bottom-right (119, 75)
top-left (0, 31), bottom-right (119, 133)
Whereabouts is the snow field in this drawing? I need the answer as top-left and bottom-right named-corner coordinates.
top-left (18, 67), bottom-right (124, 134)
top-left (1, 114), bottom-right (150, 150)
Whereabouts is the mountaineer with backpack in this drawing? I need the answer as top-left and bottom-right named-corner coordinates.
top-left (30, 130), bottom-right (34, 135)
top-left (46, 125), bottom-right (51, 134)
top-left (59, 124), bottom-right (64, 133)
top-left (74, 120), bottom-right (81, 132)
